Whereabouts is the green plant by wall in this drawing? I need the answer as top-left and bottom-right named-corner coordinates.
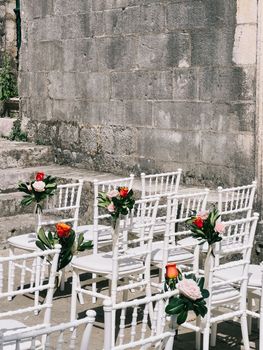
top-left (9, 119), bottom-right (27, 142)
top-left (0, 55), bottom-right (18, 100)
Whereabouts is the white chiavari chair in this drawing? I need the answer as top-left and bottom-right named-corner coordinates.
top-left (0, 246), bottom-right (60, 333)
top-left (70, 197), bottom-right (160, 322)
top-left (148, 189), bottom-right (209, 288)
top-left (7, 180), bottom-right (84, 297)
top-left (103, 290), bottom-right (178, 350)
top-left (179, 214), bottom-right (258, 350)
top-left (0, 310), bottom-right (96, 350)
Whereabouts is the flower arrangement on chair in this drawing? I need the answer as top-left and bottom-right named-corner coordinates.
top-left (186, 208), bottom-right (225, 246)
top-left (98, 186), bottom-right (135, 228)
top-left (18, 171), bottom-right (57, 213)
top-left (165, 263), bottom-right (209, 325)
top-left (36, 223), bottom-right (93, 271)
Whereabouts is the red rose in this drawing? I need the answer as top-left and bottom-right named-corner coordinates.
top-left (36, 172), bottom-right (45, 181)
top-left (56, 222), bottom-right (71, 238)
top-left (119, 186), bottom-right (129, 198)
top-left (165, 263), bottom-right (179, 279)
top-left (193, 216), bottom-right (204, 229)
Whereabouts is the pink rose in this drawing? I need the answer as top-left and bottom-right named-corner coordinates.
top-left (177, 278), bottom-right (202, 301)
top-left (107, 190), bottom-right (119, 200)
top-left (32, 181), bottom-right (46, 192)
top-left (107, 202), bottom-right (115, 213)
top-left (197, 211), bottom-right (209, 220)
top-left (215, 222), bottom-right (225, 234)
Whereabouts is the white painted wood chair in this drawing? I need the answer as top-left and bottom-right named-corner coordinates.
top-left (103, 290), bottom-right (178, 350)
top-left (77, 175), bottom-right (134, 304)
top-left (0, 247), bottom-right (60, 334)
top-left (70, 196), bottom-right (160, 322)
top-left (140, 170), bottom-right (182, 234)
top-left (179, 214), bottom-right (259, 350)
top-left (0, 310), bottom-right (96, 350)
top-left (149, 189), bottom-right (209, 288)
top-left (7, 180), bottom-right (84, 296)
top-left (217, 181), bottom-right (257, 220)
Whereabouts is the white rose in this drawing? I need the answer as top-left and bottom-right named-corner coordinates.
top-left (177, 278), bottom-right (202, 301)
top-left (32, 181), bottom-right (46, 192)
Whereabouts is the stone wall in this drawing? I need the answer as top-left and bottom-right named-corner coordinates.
top-left (0, 0), bottom-right (17, 64)
top-left (19, 0), bottom-right (257, 188)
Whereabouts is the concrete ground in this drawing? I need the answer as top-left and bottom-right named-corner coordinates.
top-left (0, 248), bottom-right (259, 349)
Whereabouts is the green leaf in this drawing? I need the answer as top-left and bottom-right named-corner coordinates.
top-left (36, 240), bottom-right (46, 251)
top-left (198, 277), bottom-right (204, 290)
top-left (177, 310), bottom-right (188, 325)
top-left (201, 289), bottom-right (209, 299)
top-left (78, 241), bottom-right (93, 251)
top-left (165, 298), bottom-right (185, 315)
top-left (37, 227), bottom-right (52, 249)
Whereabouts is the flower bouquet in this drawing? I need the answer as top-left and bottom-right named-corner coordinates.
top-left (186, 208), bottom-right (225, 246)
top-left (36, 223), bottom-right (93, 271)
top-left (165, 264), bottom-right (209, 325)
top-left (18, 172), bottom-right (57, 213)
top-left (98, 186), bottom-right (135, 228)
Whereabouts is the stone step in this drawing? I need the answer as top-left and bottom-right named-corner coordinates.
top-left (0, 138), bottom-right (54, 169)
top-left (0, 192), bottom-right (31, 217)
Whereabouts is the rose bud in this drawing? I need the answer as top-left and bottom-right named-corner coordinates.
top-left (193, 216), bottom-right (204, 229)
top-left (36, 172), bottom-right (45, 181)
top-left (165, 263), bottom-right (179, 279)
top-left (107, 202), bottom-right (115, 213)
top-left (56, 222), bottom-right (71, 238)
top-left (119, 186), bottom-right (129, 198)
top-left (215, 222), bottom-right (225, 234)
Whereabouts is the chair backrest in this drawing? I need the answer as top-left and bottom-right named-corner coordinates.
top-left (0, 246), bottom-right (60, 328)
top-left (160, 189), bottom-right (210, 275)
top-left (141, 169), bottom-right (182, 199)
top-left (0, 310), bottom-right (96, 350)
top-left (206, 214), bottom-right (259, 313)
top-left (110, 196), bottom-right (160, 304)
top-left (217, 181), bottom-right (256, 220)
top-left (92, 175), bottom-right (134, 252)
top-left (36, 180), bottom-right (84, 231)
top-left (103, 290), bottom-right (178, 350)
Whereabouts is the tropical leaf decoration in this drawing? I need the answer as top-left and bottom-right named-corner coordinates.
top-left (98, 186), bottom-right (135, 227)
top-left (36, 223), bottom-right (93, 271)
top-left (186, 207), bottom-right (224, 246)
top-left (18, 172), bottom-right (57, 212)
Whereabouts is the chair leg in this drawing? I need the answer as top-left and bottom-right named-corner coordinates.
top-left (240, 314), bottom-right (250, 350)
top-left (247, 294), bottom-right (253, 335)
top-left (210, 323), bottom-right (217, 347)
top-left (70, 270), bottom-right (78, 322)
top-left (77, 274), bottom-right (84, 305)
top-left (7, 247), bottom-right (15, 301)
top-left (202, 326), bottom-right (210, 350)
top-left (195, 316), bottom-right (201, 350)
top-left (92, 273), bottom-right (97, 304)
top-left (60, 268), bottom-right (66, 291)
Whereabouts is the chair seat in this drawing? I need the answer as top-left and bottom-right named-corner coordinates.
top-left (71, 252), bottom-right (144, 276)
top-left (8, 233), bottom-right (37, 251)
top-left (75, 224), bottom-right (112, 242)
top-left (0, 320), bottom-right (41, 350)
top-left (214, 264), bottom-right (262, 288)
top-left (211, 282), bottom-right (240, 304)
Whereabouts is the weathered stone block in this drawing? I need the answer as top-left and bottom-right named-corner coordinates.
top-left (48, 72), bottom-right (77, 99)
top-left (97, 36), bottom-right (137, 70)
top-left (137, 129), bottom-right (201, 162)
top-left (140, 4), bottom-right (165, 33)
top-left (84, 101), bottom-right (125, 125)
top-left (58, 123), bottom-right (79, 149)
top-left (233, 24), bottom-right (257, 65)
top-left (153, 101), bottom-right (211, 130)
top-left (166, 1), bottom-right (207, 30)
top-left (111, 71), bottom-right (173, 100)
top-left (173, 68), bottom-right (198, 100)
top-left (31, 41), bottom-right (63, 72)
top-left (191, 28), bottom-right (235, 66)
top-left (104, 7), bottom-right (140, 35)
top-left (100, 126), bottom-right (137, 155)
top-left (33, 0), bottom-right (54, 18)
top-left (80, 127), bottom-right (98, 154)
top-left (61, 14), bottom-right (91, 39)
top-left (75, 72), bottom-right (110, 101)
top-left (125, 101), bottom-right (153, 127)
top-left (201, 132), bottom-right (254, 168)
top-left (137, 33), bottom-right (190, 69)
top-left (199, 66), bottom-right (256, 102)
top-left (54, 0), bottom-right (92, 15)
